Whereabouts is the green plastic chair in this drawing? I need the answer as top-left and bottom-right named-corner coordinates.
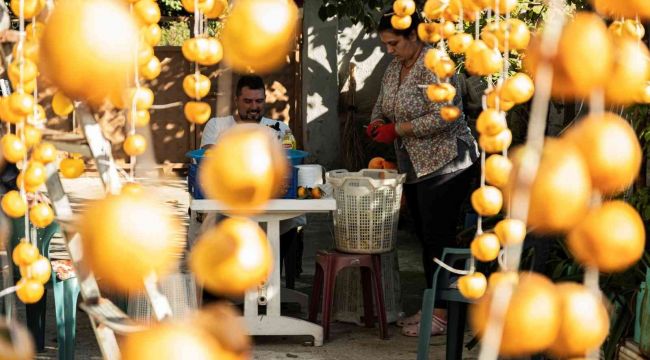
top-left (416, 248), bottom-right (473, 360)
top-left (7, 217), bottom-right (80, 360)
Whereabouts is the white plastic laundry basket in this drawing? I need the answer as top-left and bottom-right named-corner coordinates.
top-left (127, 272), bottom-right (198, 324)
top-left (326, 169), bottom-right (406, 254)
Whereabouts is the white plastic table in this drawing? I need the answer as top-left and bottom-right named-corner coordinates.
top-left (190, 198), bottom-right (337, 346)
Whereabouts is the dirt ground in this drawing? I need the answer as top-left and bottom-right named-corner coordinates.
top-left (7, 174), bottom-right (478, 360)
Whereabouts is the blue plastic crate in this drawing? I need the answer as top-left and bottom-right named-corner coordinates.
top-left (185, 148), bottom-right (309, 199)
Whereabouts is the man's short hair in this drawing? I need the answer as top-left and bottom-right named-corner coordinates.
top-left (235, 75), bottom-right (265, 96)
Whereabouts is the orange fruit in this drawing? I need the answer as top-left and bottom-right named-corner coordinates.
top-left (423, 0), bottom-right (447, 19)
top-left (60, 158), bottom-right (85, 178)
top-left (122, 323), bottom-right (227, 360)
top-left (51, 91), bottom-right (74, 117)
top-left (621, 19), bottom-right (645, 40)
top-left (80, 193), bottom-right (182, 292)
top-left (14, 39), bottom-right (39, 64)
top-left (26, 22), bottom-right (45, 41)
top-left (417, 23), bottom-right (442, 43)
top-left (393, 0), bottom-right (416, 16)
top-left (181, 0), bottom-right (215, 13)
top-left (205, 0), bottom-right (228, 19)
top-left (22, 161), bottom-right (46, 188)
top-left (129, 87), bottom-right (154, 111)
top-left (567, 201), bottom-right (645, 273)
top-left (470, 273), bottom-right (560, 357)
top-left (448, 33), bottom-right (473, 54)
top-left (12, 242), bottom-right (39, 266)
top-left (424, 48), bottom-right (444, 71)
top-left (1, 190), bottom-right (26, 218)
top-left (480, 23), bottom-right (500, 49)
top-left (494, 218), bottom-right (526, 246)
top-left (123, 134), bottom-right (147, 156)
top-left (121, 182), bottom-right (144, 196)
top-left (470, 233), bottom-right (501, 262)
top-left (1, 134), bottom-right (27, 163)
top-left (637, 82), bottom-right (650, 104)
top-left (40, 0), bottom-right (137, 105)
top-left (10, 0), bottom-right (45, 19)
top-left (604, 38), bottom-right (650, 105)
top-left (485, 87), bottom-right (515, 111)
top-left (557, 13), bottom-right (612, 98)
top-left (140, 56), bottom-right (161, 80)
top-left (16, 173), bottom-right (40, 193)
top-left (27, 105), bottom-right (46, 125)
top-left (391, 15), bottom-right (412, 30)
top-left (194, 38), bottom-right (223, 66)
top-left (192, 303), bottom-right (251, 357)
top-left (458, 272), bottom-right (487, 300)
top-left (128, 109), bottom-right (151, 128)
top-left (478, 128), bottom-right (512, 153)
top-left (137, 43), bottom-right (154, 67)
top-left (184, 101), bottom-right (212, 124)
top-left (368, 157), bottom-right (385, 169)
top-left (383, 161), bottom-right (397, 170)
top-left (8, 59), bottom-right (38, 87)
top-left (182, 37), bottom-right (206, 62)
top-left (434, 58), bottom-right (456, 80)
top-left (563, 112), bottom-right (642, 195)
top-left (485, 154), bottom-right (512, 188)
top-left (591, 0), bottom-right (650, 19)
top-left (471, 186), bottom-right (503, 216)
top-left (18, 125), bottom-right (42, 149)
top-left (9, 92), bottom-right (35, 117)
top-left (31, 142), bottom-right (57, 164)
top-left (426, 83), bottom-right (456, 103)
top-left (183, 73), bottom-right (211, 100)
top-left (440, 105), bottom-right (461, 122)
top-left (190, 217), bottom-right (272, 296)
top-left (506, 139), bottom-right (591, 233)
top-left (198, 124), bottom-right (288, 211)
top-left (16, 278), bottom-right (44, 304)
top-left (141, 23), bottom-right (162, 47)
top-left (441, 21), bottom-right (456, 39)
top-left (498, 18), bottom-right (530, 50)
top-left (30, 203), bottom-right (54, 228)
top-left (19, 256), bottom-right (51, 284)
top-left (476, 109), bottom-right (507, 136)
top-left (547, 283), bottom-right (609, 358)
top-left (487, 271), bottom-right (518, 291)
top-left (133, 0), bottom-right (160, 25)
top-left (500, 73), bottom-right (534, 104)
top-left (221, 0), bottom-right (298, 74)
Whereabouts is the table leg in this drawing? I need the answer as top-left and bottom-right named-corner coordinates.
top-left (266, 220), bottom-right (281, 317)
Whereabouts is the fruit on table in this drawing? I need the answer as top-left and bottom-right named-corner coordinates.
top-left (567, 201), bottom-right (645, 273)
top-left (1, 190), bottom-right (26, 218)
top-left (221, 0), bottom-right (298, 74)
top-left (470, 273), bottom-right (560, 357)
top-left (297, 186), bottom-right (308, 199)
top-left (80, 193), bottom-right (182, 292)
top-left (29, 203), bottom-right (54, 228)
top-left (505, 139), bottom-right (591, 233)
top-left (20, 256), bottom-right (51, 285)
top-left (458, 272), bottom-right (487, 300)
top-left (470, 233), bottom-right (500, 262)
top-left (471, 186), bottom-right (503, 217)
top-left (368, 157), bottom-right (385, 169)
top-left (563, 112), bottom-right (642, 195)
top-left (40, 0), bottom-right (138, 105)
top-left (121, 182), bottom-right (144, 196)
top-left (199, 124), bottom-right (288, 212)
top-left (12, 242), bottom-right (39, 267)
top-left (547, 283), bottom-right (609, 358)
top-left (494, 218), bottom-right (526, 246)
top-left (190, 217), bottom-right (272, 296)
top-left (310, 187), bottom-right (322, 199)
top-left (60, 158), bottom-right (85, 179)
top-left (16, 278), bottom-right (44, 304)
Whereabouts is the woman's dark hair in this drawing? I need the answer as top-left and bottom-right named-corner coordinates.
top-left (376, 9), bottom-right (422, 37)
top-left (236, 75), bottom-right (265, 96)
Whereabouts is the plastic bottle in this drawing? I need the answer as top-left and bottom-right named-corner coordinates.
top-left (282, 131), bottom-right (296, 150)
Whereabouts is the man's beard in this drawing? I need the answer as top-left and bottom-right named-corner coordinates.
top-left (240, 110), bottom-right (262, 122)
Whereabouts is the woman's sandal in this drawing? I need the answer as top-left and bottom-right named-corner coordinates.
top-left (396, 310), bottom-right (422, 327)
top-left (400, 315), bottom-right (447, 337)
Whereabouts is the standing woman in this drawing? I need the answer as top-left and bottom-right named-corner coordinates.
top-left (367, 11), bottom-right (479, 337)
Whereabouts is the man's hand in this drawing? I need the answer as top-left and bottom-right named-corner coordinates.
top-left (372, 123), bottom-right (398, 144)
top-left (365, 119), bottom-right (385, 138)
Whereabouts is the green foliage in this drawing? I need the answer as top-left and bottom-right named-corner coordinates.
top-left (159, 20), bottom-right (190, 46)
top-left (160, 0), bottom-right (185, 16)
top-left (318, 0), bottom-right (393, 32)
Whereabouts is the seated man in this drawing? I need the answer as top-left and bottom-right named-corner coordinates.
top-left (198, 74), bottom-right (305, 290)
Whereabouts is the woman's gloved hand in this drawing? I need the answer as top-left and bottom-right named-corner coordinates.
top-left (365, 119), bottom-right (385, 138)
top-left (372, 123), bottom-right (397, 144)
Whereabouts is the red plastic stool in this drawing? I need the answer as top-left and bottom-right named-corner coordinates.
top-left (308, 250), bottom-right (389, 340)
